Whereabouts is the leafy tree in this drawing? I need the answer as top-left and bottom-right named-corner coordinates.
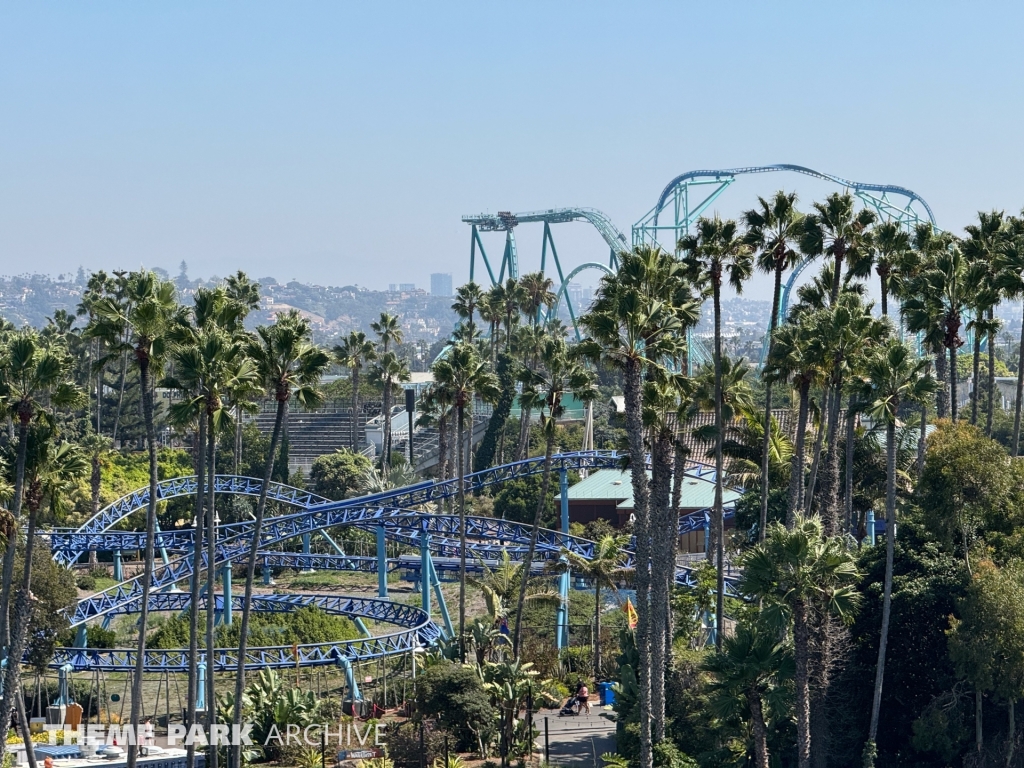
top-left (309, 450), bottom-right (372, 500)
top-left (917, 420), bottom-right (1013, 573)
top-left (492, 475), bottom-right (557, 527)
top-left (416, 664), bottom-right (495, 752)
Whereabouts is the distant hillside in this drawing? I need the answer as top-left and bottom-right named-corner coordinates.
top-left (0, 271), bottom-right (458, 343)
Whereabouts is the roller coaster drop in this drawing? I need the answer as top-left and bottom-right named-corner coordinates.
top-left (42, 451), bottom-right (738, 691)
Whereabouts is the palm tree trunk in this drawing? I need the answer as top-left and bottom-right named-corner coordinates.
top-left (0, 415), bottom-right (29, 654)
top-left (232, 397), bottom-right (287, 768)
top-left (1014, 301), bottom-right (1024, 455)
top-left (977, 689), bottom-right (984, 760)
top-left (748, 690), bottom-right (771, 768)
top-left (382, 377), bottom-right (392, 469)
top-left (112, 350), bottom-right (128, 445)
top-left (233, 409), bottom-right (242, 476)
top-left (794, 598), bottom-right (812, 768)
top-left (804, 389), bottom-right (829, 515)
top-left (89, 451), bottom-right (102, 566)
top-left (713, 282), bottom-right (725, 651)
top-left (457, 402), bottom-right (468, 662)
top-left (987, 311), bottom-right (996, 436)
top-left (917, 402), bottom-right (928, 478)
top-left (759, 264), bottom-right (784, 540)
top-left (205, 410), bottom-right (217, 768)
top-left (951, 344), bottom-right (960, 422)
top-left (512, 419), bottom-right (556, 655)
top-left (351, 366), bottom-right (360, 451)
top-left (593, 581), bottom-right (602, 678)
top-left (623, 355), bottom-right (652, 768)
top-left (649, 426), bottom-right (673, 740)
top-left (187, 416), bottom-right (207, 768)
top-left (971, 329), bottom-right (981, 425)
top-left (666, 441), bottom-right (686, 669)
top-left (816, 379), bottom-right (844, 535)
top-left (844, 397), bottom-right (856, 535)
top-left (127, 357), bottom-right (159, 768)
top-left (437, 410), bottom-right (448, 482)
top-left (935, 350), bottom-right (949, 419)
top-left (1007, 699), bottom-right (1015, 768)
top-left (517, 407), bottom-right (532, 460)
top-left (867, 420), bottom-right (898, 758)
top-left (788, 380), bottom-right (810, 527)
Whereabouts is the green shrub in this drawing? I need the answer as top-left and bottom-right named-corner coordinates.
top-left (76, 575), bottom-right (96, 590)
top-left (416, 663), bottom-right (495, 752)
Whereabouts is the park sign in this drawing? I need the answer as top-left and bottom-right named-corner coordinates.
top-left (337, 748), bottom-right (383, 762)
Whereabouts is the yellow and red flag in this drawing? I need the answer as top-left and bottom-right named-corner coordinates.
top-left (625, 597), bottom-right (638, 629)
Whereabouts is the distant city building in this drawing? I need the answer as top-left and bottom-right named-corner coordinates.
top-left (567, 284), bottom-right (593, 310)
top-left (388, 283), bottom-right (417, 292)
top-left (430, 273), bottom-right (453, 297)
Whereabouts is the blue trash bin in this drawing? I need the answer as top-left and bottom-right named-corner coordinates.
top-left (598, 682), bottom-right (616, 706)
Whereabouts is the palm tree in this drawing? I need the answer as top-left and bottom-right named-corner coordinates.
top-left (334, 331), bottom-right (377, 451)
top-left (901, 238), bottom-right (970, 421)
top-left (371, 313), bottom-right (404, 468)
top-left (740, 517), bottom-right (861, 768)
top-left (963, 211), bottom-right (1007, 433)
top-left (679, 215), bottom-right (754, 649)
top-left (230, 311), bottom-right (328, 767)
top-left (871, 221), bottom-right (912, 318)
top-left (580, 246), bottom-right (684, 768)
top-left (89, 271), bottom-right (176, 768)
top-left (860, 340), bottom-right (935, 765)
top-left (452, 281), bottom-right (484, 337)
top-left (743, 191), bottom-right (803, 542)
top-left (798, 192), bottom-right (877, 303)
top-left (556, 533), bottom-right (629, 676)
top-left (80, 432), bottom-right (112, 565)
top-left (432, 343), bottom-right (498, 661)
top-left (512, 336), bottom-right (596, 654)
top-left (417, 382), bottom-right (455, 481)
top-left (702, 621), bottom-right (793, 768)
top-left (0, 334), bottom-right (81, 765)
top-left (519, 271), bottom-right (557, 326)
top-left (372, 351), bottom-right (411, 466)
top-left (995, 219), bottom-right (1024, 454)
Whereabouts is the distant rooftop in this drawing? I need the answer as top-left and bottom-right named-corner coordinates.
top-left (567, 469), bottom-right (740, 511)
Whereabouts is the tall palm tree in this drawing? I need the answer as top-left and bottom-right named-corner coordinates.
top-left (679, 215), bottom-right (754, 649)
top-left (798, 192), bottom-right (877, 303)
top-left (963, 211), bottom-right (1006, 433)
top-left (519, 271), bottom-right (557, 326)
top-left (995, 219), bottom-right (1024, 454)
top-left (231, 311), bottom-right (328, 768)
top-left (512, 336), bottom-right (596, 654)
top-left (431, 343), bottom-right (498, 661)
top-left (416, 382), bottom-right (454, 481)
top-left (90, 271), bottom-right (176, 768)
top-left (452, 281), bottom-right (484, 337)
top-left (871, 221), bottom-right (912, 318)
top-left (333, 331), bottom-right (377, 451)
top-left (901, 238), bottom-right (970, 421)
top-left (580, 246), bottom-right (684, 768)
top-left (371, 313), bottom-right (404, 468)
top-left (743, 191), bottom-right (803, 542)
top-left (702, 622), bottom-right (793, 768)
top-left (554, 533), bottom-right (630, 677)
top-left (860, 340), bottom-right (934, 766)
top-left (740, 517), bottom-right (861, 768)
top-left (372, 351), bottom-right (411, 466)
top-left (0, 336), bottom-right (81, 765)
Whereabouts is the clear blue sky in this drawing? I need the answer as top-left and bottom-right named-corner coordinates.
top-left (2, 2), bottom-right (1023, 299)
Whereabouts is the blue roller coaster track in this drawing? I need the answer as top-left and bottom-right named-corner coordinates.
top-left (44, 451), bottom-right (738, 673)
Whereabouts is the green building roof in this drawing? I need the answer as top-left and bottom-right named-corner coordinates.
top-left (567, 469), bottom-right (739, 511)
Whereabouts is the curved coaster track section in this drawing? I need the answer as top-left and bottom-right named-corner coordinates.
top-left (48, 451), bottom-right (739, 671)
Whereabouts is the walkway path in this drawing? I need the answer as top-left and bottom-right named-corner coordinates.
top-left (537, 705), bottom-right (616, 768)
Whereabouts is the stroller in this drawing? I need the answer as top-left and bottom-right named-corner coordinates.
top-left (558, 696), bottom-right (581, 717)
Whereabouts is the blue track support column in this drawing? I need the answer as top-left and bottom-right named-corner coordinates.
top-left (420, 533), bottom-right (431, 616)
top-left (301, 532), bottom-right (314, 573)
top-left (222, 565), bottom-right (232, 626)
top-left (263, 555), bottom-right (272, 586)
top-left (74, 625), bottom-right (87, 649)
top-left (197, 661), bottom-right (207, 711)
top-left (868, 510), bottom-right (876, 546)
top-left (354, 618), bottom-right (372, 638)
top-left (376, 526), bottom-right (388, 599)
top-left (339, 658), bottom-right (362, 701)
top-left (427, 555), bottom-right (454, 639)
top-left (319, 530), bottom-right (345, 555)
top-left (555, 469), bottom-right (570, 650)
top-left (113, 550), bottom-right (123, 582)
top-left (154, 522), bottom-right (171, 566)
